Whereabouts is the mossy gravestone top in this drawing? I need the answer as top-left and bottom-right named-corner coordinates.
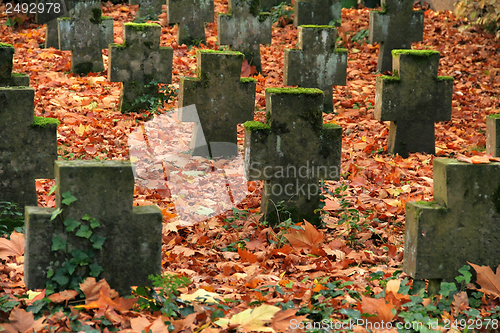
top-left (179, 50), bottom-right (256, 157)
top-left (486, 114), bottom-right (500, 157)
top-left (217, 0), bottom-right (271, 73)
top-left (108, 23), bottom-right (173, 113)
top-left (25, 160), bottom-right (163, 296)
top-left (0, 88), bottom-right (58, 210)
top-left (57, 0), bottom-right (113, 74)
top-left (404, 158), bottom-right (500, 283)
top-left (0, 43), bottom-right (30, 87)
top-left (374, 50), bottom-right (453, 158)
top-left (261, 0), bottom-right (291, 12)
top-left (284, 25), bottom-right (347, 113)
top-left (129, 0), bottom-right (163, 19)
top-left (294, 0), bottom-right (341, 27)
top-left (244, 88), bottom-right (342, 226)
top-left (369, 0), bottom-right (424, 72)
top-left (167, 0), bottom-right (214, 46)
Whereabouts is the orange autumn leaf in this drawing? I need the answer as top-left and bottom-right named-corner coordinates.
top-left (284, 221), bottom-right (324, 251)
top-left (0, 231), bottom-right (25, 259)
top-left (48, 290), bottom-right (79, 304)
top-left (75, 285), bottom-right (137, 314)
top-left (271, 309), bottom-right (309, 332)
top-left (0, 307), bottom-right (46, 333)
top-left (468, 262), bottom-right (500, 299)
top-left (360, 295), bottom-right (396, 323)
top-left (238, 247), bottom-right (258, 263)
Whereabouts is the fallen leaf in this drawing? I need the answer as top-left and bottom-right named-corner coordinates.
top-left (468, 262), bottom-right (500, 299)
top-left (0, 231), bottom-right (25, 259)
top-left (284, 221), bottom-right (324, 251)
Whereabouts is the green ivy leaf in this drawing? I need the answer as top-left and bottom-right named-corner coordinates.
top-left (48, 184), bottom-right (57, 196)
top-left (50, 208), bottom-right (63, 221)
top-left (90, 234), bottom-right (106, 250)
top-left (61, 191), bottom-right (77, 206)
top-left (46, 269), bottom-right (54, 279)
top-left (90, 218), bottom-right (100, 229)
top-left (82, 214), bottom-right (91, 221)
top-left (89, 262), bottom-right (104, 277)
top-left (53, 268), bottom-right (69, 286)
top-left (70, 249), bottom-right (91, 265)
top-left (76, 225), bottom-right (92, 239)
top-left (64, 218), bottom-right (81, 232)
top-left (64, 260), bottom-right (77, 275)
top-left (51, 236), bottom-right (66, 252)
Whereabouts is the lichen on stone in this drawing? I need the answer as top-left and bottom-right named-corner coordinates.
top-left (31, 116), bottom-right (60, 128)
top-left (244, 121), bottom-right (270, 131)
top-left (266, 87), bottom-right (324, 95)
top-left (240, 77), bottom-right (257, 83)
top-left (0, 43), bottom-right (14, 48)
top-left (392, 49), bottom-right (439, 57)
top-left (437, 76), bottom-right (454, 81)
top-left (124, 22), bottom-right (160, 31)
top-left (300, 25), bottom-right (335, 29)
top-left (488, 114), bottom-right (500, 119)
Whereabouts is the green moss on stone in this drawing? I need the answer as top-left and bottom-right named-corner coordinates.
top-left (379, 75), bottom-right (401, 82)
top-left (102, 16), bottom-right (111, 20)
top-left (244, 121), bottom-right (270, 131)
top-left (437, 76), bottom-right (454, 81)
top-left (488, 114), bottom-right (500, 119)
top-left (266, 87), bottom-right (324, 95)
top-left (240, 77), bottom-right (257, 83)
top-left (335, 48), bottom-right (348, 54)
top-left (0, 43), bottom-right (14, 48)
top-left (12, 73), bottom-right (27, 77)
top-left (124, 22), bottom-right (160, 30)
top-left (59, 17), bottom-right (70, 20)
top-left (110, 43), bottom-right (127, 48)
top-left (199, 49), bottom-right (243, 56)
top-left (323, 123), bottom-right (341, 129)
top-left (258, 12), bottom-right (271, 22)
top-left (90, 7), bottom-right (103, 24)
top-left (415, 200), bottom-right (440, 207)
top-left (300, 25), bottom-right (335, 29)
top-left (392, 49), bottom-right (439, 57)
top-left (31, 116), bottom-right (60, 128)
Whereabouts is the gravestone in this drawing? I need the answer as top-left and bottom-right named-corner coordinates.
top-left (404, 158), bottom-right (500, 285)
top-left (294, 0), bottom-right (342, 27)
top-left (283, 25), bottom-right (347, 113)
top-left (166, 0), bottom-right (214, 46)
top-left (25, 160), bottom-right (163, 296)
top-left (486, 114), bottom-right (500, 157)
top-left (130, 0), bottom-right (163, 18)
top-left (0, 44), bottom-right (30, 87)
top-left (261, 0), bottom-right (291, 12)
top-left (244, 88), bottom-right (342, 226)
top-left (179, 50), bottom-right (256, 157)
top-left (217, 0), bottom-right (272, 73)
top-left (33, 0), bottom-right (70, 49)
top-left (57, 0), bottom-right (113, 74)
top-left (0, 88), bottom-right (58, 210)
top-left (108, 23), bottom-right (173, 113)
top-left (374, 50), bottom-right (453, 158)
top-left (427, 0), bottom-right (455, 11)
top-left (369, 0), bottom-right (424, 72)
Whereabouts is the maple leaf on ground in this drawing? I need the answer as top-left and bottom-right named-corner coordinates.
top-left (0, 231), bottom-right (25, 259)
top-left (238, 247), bottom-right (258, 263)
top-left (80, 277), bottom-right (119, 302)
top-left (0, 307), bottom-right (46, 333)
top-left (384, 279), bottom-right (411, 307)
top-left (283, 221), bottom-right (324, 252)
top-left (216, 304), bottom-right (280, 332)
top-left (241, 59), bottom-right (257, 77)
top-left (468, 262), bottom-right (500, 299)
top-left (271, 309), bottom-right (308, 332)
top-left (359, 295), bottom-right (396, 323)
top-left (48, 290), bottom-right (79, 306)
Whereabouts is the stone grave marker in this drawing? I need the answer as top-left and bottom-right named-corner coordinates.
top-left (57, 0), bottom-right (113, 74)
top-left (25, 160), bottom-right (163, 296)
top-left (166, 0), bottom-right (214, 46)
top-left (374, 50), bottom-right (453, 158)
top-left (261, 0), bottom-right (291, 12)
top-left (369, 0), bottom-right (424, 72)
top-left (404, 158), bottom-right (500, 288)
top-left (179, 50), bottom-right (256, 157)
top-left (486, 114), bottom-right (500, 157)
top-left (0, 87), bottom-right (58, 210)
top-left (130, 0), bottom-right (163, 19)
top-left (32, 0), bottom-right (70, 49)
top-left (218, 0), bottom-right (272, 73)
top-left (294, 0), bottom-right (341, 27)
top-left (108, 23), bottom-right (173, 113)
top-left (284, 25), bottom-right (347, 113)
top-left (0, 43), bottom-right (30, 87)
top-left (244, 88), bottom-right (342, 226)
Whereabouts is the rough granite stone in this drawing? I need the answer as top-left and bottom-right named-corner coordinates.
top-left (369, 0), bottom-right (424, 72)
top-left (261, 0), bottom-right (291, 11)
top-left (294, 0), bottom-right (341, 27)
top-left (217, 0), bottom-right (272, 73)
top-left (108, 23), bottom-right (173, 113)
top-left (0, 88), bottom-right (58, 210)
top-left (167, 0), bottom-right (214, 46)
top-left (486, 114), bottom-right (500, 157)
top-left (34, 0), bottom-right (70, 24)
top-left (0, 44), bottom-right (30, 87)
top-left (374, 50), bottom-right (453, 157)
top-left (179, 50), bottom-right (256, 157)
top-left (129, 0), bottom-right (163, 18)
top-left (284, 26), bottom-right (347, 113)
top-left (25, 160), bottom-right (163, 296)
top-left (244, 88), bottom-right (342, 226)
top-left (404, 158), bottom-right (500, 282)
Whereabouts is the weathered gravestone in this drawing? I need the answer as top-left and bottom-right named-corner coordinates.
top-left (0, 88), bottom-right (58, 211)
top-left (108, 23), bottom-right (173, 113)
top-left (0, 43), bottom-right (30, 87)
top-left (261, 0), bottom-right (291, 12)
top-left (486, 114), bottom-right (500, 157)
top-left (130, 0), bottom-right (163, 19)
top-left (57, 0), bottom-right (113, 74)
top-left (33, 0), bottom-right (70, 49)
top-left (25, 160), bottom-right (163, 296)
top-left (218, 0), bottom-right (272, 73)
top-left (294, 0), bottom-right (341, 27)
top-left (166, 0), bottom-right (214, 46)
top-left (244, 88), bottom-right (342, 226)
top-left (284, 25), bottom-right (347, 113)
top-left (179, 50), bottom-right (256, 157)
top-left (369, 0), bottom-right (424, 72)
top-left (374, 50), bottom-right (453, 158)
top-left (404, 159), bottom-right (500, 289)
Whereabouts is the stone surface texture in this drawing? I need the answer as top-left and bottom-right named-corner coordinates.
top-left (261, 0), bottom-right (291, 11)
top-left (486, 115), bottom-right (500, 157)
top-left (0, 44), bottom-right (30, 87)
top-left (129, 0), bottom-right (164, 18)
top-left (294, 0), bottom-right (341, 27)
top-left (167, 0), bottom-right (214, 46)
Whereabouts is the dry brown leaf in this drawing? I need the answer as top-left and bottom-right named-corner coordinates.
top-left (0, 232), bottom-right (25, 259)
top-left (468, 262), bottom-right (500, 299)
top-left (0, 307), bottom-right (46, 333)
top-left (271, 308), bottom-right (308, 332)
top-left (283, 221), bottom-right (324, 251)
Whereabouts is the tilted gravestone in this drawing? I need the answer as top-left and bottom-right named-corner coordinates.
top-left (0, 88), bottom-right (58, 210)
top-left (57, 0), bottom-right (113, 74)
top-left (369, 0), bottom-right (424, 72)
top-left (244, 88), bottom-right (342, 226)
top-left (294, 0), bottom-right (341, 27)
top-left (486, 114), bottom-right (500, 157)
top-left (374, 50), bottom-right (453, 158)
top-left (179, 50), bottom-right (256, 157)
top-left (404, 159), bottom-right (500, 287)
top-left (217, 0), bottom-right (272, 73)
top-left (261, 0), bottom-right (291, 12)
top-left (284, 25), bottom-right (347, 113)
top-left (166, 0), bottom-right (214, 46)
top-left (130, 0), bottom-right (163, 19)
top-left (32, 0), bottom-right (70, 49)
top-left (25, 160), bottom-right (163, 296)
top-left (0, 43), bottom-right (30, 87)
top-left (108, 23), bottom-right (173, 113)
